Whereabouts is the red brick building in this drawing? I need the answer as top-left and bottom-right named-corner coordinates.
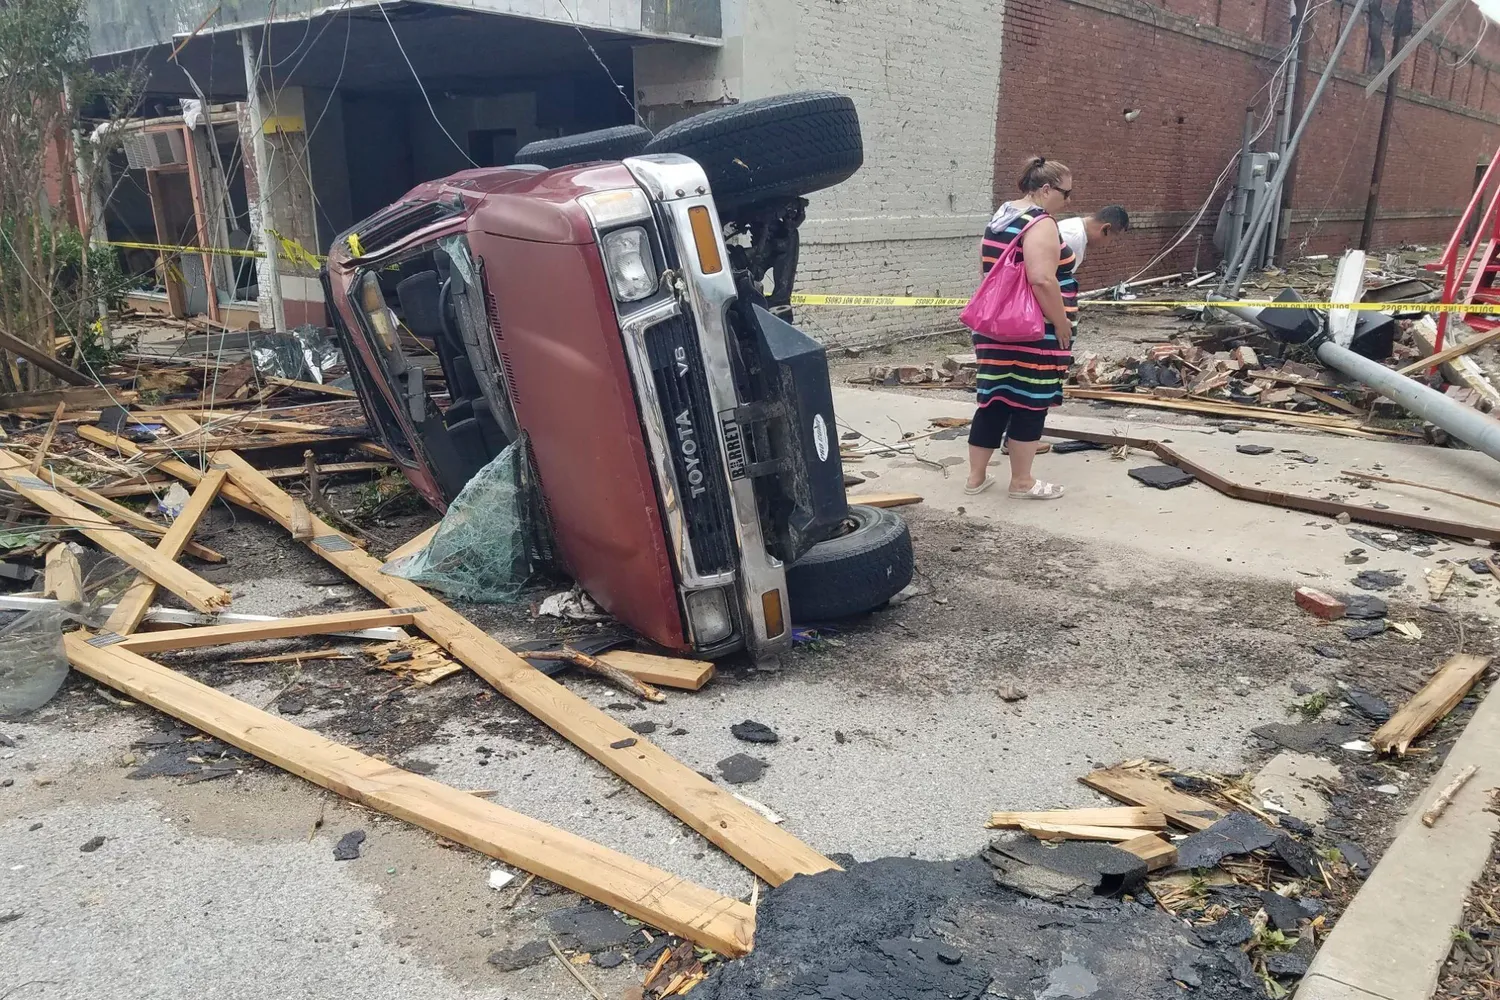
top-left (995, 0), bottom-right (1500, 286)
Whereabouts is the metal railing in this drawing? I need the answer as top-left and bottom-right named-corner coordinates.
top-left (1434, 151), bottom-right (1500, 354)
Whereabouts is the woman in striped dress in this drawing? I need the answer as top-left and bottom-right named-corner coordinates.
top-left (964, 156), bottom-right (1078, 500)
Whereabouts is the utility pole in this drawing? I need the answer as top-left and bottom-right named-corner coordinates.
top-left (240, 28), bottom-right (286, 331)
top-left (1360, 0), bottom-right (1413, 250)
top-left (1274, 0), bottom-right (1313, 263)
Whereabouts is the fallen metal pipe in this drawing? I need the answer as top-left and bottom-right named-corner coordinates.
top-left (1211, 298), bottom-right (1500, 462)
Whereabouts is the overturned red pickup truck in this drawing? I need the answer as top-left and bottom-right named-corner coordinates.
top-left (323, 92), bottom-right (913, 660)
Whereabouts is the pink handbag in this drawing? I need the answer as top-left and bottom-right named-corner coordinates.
top-left (961, 214), bottom-right (1047, 342)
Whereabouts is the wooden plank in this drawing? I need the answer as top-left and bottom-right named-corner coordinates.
top-left (1115, 834), bottom-right (1178, 871)
top-left (1297, 386), bottom-right (1366, 417)
top-left (39, 467), bottom-right (223, 563)
top-left (93, 462), bottom-right (388, 499)
top-left (846, 492), bottom-right (924, 509)
top-left (115, 607), bottom-right (421, 653)
top-left (43, 544), bottom-right (83, 604)
top-left (1371, 654), bottom-right (1492, 755)
top-left (135, 411), bottom-right (333, 433)
top-left (0, 324), bottom-right (95, 386)
top-left (1338, 469), bottom-right (1500, 512)
top-left (1079, 767), bottom-right (1228, 831)
top-left (1020, 822), bottom-right (1156, 842)
top-left (1062, 388), bottom-right (1408, 438)
top-left (1397, 323), bottom-right (1500, 375)
top-left (0, 449), bottom-right (229, 614)
top-left (265, 377), bottom-right (359, 399)
top-left (63, 635), bottom-right (755, 957)
top-left (987, 807), bottom-right (1166, 830)
top-left (596, 650), bottom-right (716, 692)
top-left (1409, 317), bottom-right (1500, 411)
top-left (0, 387), bottom-right (136, 410)
top-left (104, 468), bottom-right (228, 636)
top-left (140, 431), bottom-right (368, 453)
top-left (156, 413), bottom-right (835, 887)
top-left (386, 523), bottom-right (438, 564)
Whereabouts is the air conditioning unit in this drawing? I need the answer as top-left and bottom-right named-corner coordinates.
top-left (121, 129), bottom-right (188, 170)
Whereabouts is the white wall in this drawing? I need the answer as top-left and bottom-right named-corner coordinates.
top-left (637, 0), bottom-right (1003, 347)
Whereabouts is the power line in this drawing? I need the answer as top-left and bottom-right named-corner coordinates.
top-left (375, 0), bottom-right (479, 168)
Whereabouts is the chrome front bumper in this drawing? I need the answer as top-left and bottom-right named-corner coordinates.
top-left (622, 155), bottom-right (791, 659)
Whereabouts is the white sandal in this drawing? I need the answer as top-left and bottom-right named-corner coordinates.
top-left (963, 477), bottom-right (996, 496)
top-left (1008, 479), bottom-right (1066, 500)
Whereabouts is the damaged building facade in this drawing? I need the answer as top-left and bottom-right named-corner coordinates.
top-left (74, 0), bottom-right (1500, 348)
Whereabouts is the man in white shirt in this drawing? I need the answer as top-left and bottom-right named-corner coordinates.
top-left (1057, 205), bottom-right (1130, 271)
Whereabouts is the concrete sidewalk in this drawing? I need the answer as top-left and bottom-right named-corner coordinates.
top-left (835, 385), bottom-right (1500, 604)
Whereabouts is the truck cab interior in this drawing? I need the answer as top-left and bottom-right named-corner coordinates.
top-left (342, 237), bottom-right (517, 502)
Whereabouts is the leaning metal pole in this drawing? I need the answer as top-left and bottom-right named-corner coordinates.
top-left (1221, 0), bottom-right (1370, 296)
top-left (1209, 299), bottom-right (1500, 461)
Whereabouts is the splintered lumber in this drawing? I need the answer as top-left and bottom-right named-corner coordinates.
top-left (1371, 654), bottom-right (1493, 755)
top-left (63, 634), bottom-right (754, 956)
top-left (1427, 565), bottom-right (1456, 602)
top-left (596, 650), bottom-right (715, 692)
top-left (76, 424), bottom-right (263, 514)
top-left (104, 468), bottom-right (229, 636)
top-left (289, 499), bottom-right (315, 541)
top-left (522, 649), bottom-right (666, 703)
top-left (1422, 764), bottom-right (1480, 827)
top-left (386, 524), bottom-right (438, 563)
top-left (43, 544), bottom-right (82, 604)
top-left (37, 467), bottom-right (223, 563)
top-left (987, 807), bottom-right (1166, 830)
top-left (159, 414), bottom-right (835, 887)
top-left (1020, 822), bottom-right (1155, 842)
top-left (29, 401), bottom-right (66, 474)
top-left (140, 431), bottom-right (368, 454)
top-left (266, 376), bottom-right (359, 398)
top-left (1115, 834), bottom-right (1178, 871)
top-left (114, 607), bottom-right (422, 653)
top-left (846, 492), bottom-right (924, 509)
top-left (1409, 317), bottom-right (1500, 410)
top-left (1080, 767), bottom-right (1228, 831)
top-left (0, 450), bottom-right (229, 614)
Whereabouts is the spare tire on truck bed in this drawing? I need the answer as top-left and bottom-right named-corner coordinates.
top-left (514, 125), bottom-right (652, 169)
top-left (643, 91), bottom-right (863, 210)
top-left (785, 505), bottom-right (913, 622)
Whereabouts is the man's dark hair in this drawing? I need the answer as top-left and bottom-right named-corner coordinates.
top-left (1094, 205), bottom-right (1130, 232)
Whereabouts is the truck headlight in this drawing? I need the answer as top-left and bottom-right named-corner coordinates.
top-left (600, 227), bottom-right (658, 303)
top-left (685, 588), bottom-right (733, 645)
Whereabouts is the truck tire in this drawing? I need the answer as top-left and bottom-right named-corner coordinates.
top-left (514, 125), bottom-right (652, 169)
top-left (786, 505), bottom-right (913, 622)
top-left (643, 91), bottom-right (862, 210)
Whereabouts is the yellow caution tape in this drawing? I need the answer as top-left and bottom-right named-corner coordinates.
top-left (102, 236), bottom-right (327, 265)
top-left (789, 293), bottom-right (1500, 315)
top-left (347, 233), bottom-right (365, 258)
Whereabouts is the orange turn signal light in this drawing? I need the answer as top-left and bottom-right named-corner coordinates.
top-left (762, 589), bottom-right (786, 639)
top-left (688, 206), bottom-right (723, 275)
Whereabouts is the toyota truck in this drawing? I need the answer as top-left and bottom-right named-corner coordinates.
top-left (322, 91), bottom-right (913, 660)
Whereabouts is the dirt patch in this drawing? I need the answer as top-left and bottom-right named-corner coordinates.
top-left (1438, 833), bottom-right (1500, 998)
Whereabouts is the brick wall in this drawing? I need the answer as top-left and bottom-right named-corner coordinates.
top-left (994, 0), bottom-right (1500, 288)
